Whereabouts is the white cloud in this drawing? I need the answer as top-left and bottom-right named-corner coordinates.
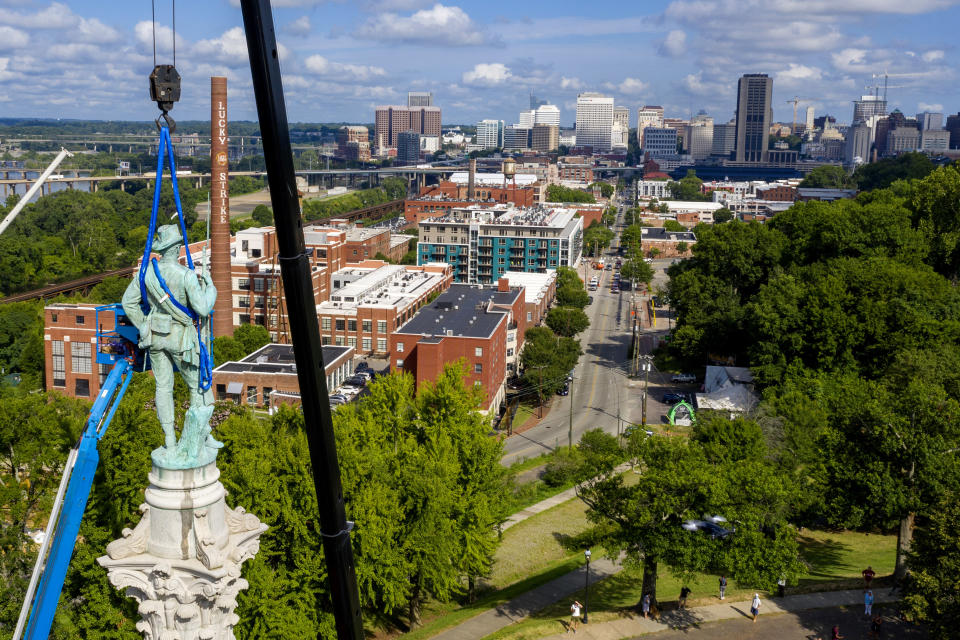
top-left (830, 47), bottom-right (869, 72)
top-left (284, 15), bottom-right (312, 37)
top-left (0, 25), bottom-right (27, 49)
top-left (682, 70), bottom-right (729, 96)
top-left (134, 21), bottom-right (187, 56)
top-left (560, 76), bottom-right (582, 90)
top-left (462, 62), bottom-right (511, 86)
top-left (922, 49), bottom-right (945, 62)
top-left (918, 101), bottom-right (944, 111)
top-left (776, 63), bottom-right (823, 84)
top-left (618, 77), bottom-right (648, 95)
top-left (658, 30), bottom-right (687, 57)
top-left (356, 3), bottom-right (491, 46)
top-left (303, 55), bottom-right (387, 81)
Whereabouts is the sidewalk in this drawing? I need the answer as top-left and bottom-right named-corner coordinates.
top-left (539, 588), bottom-right (900, 640)
top-left (429, 560), bottom-right (619, 640)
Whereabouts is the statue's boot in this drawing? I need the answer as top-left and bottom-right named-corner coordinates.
top-left (163, 424), bottom-right (177, 450)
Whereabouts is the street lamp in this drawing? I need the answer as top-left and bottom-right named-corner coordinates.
top-left (583, 548), bottom-right (592, 623)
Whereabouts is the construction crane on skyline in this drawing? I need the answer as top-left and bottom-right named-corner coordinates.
top-left (870, 70), bottom-right (927, 101)
top-left (785, 96), bottom-right (819, 134)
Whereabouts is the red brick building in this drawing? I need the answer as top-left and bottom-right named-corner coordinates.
top-left (317, 261), bottom-right (453, 355)
top-left (44, 303), bottom-right (112, 399)
top-left (558, 164), bottom-right (594, 183)
top-left (390, 280), bottom-right (524, 413)
top-left (404, 181), bottom-right (536, 223)
top-left (755, 185), bottom-right (797, 201)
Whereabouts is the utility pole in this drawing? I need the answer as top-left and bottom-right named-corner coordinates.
top-left (641, 356), bottom-right (652, 426)
top-left (568, 374), bottom-right (574, 450)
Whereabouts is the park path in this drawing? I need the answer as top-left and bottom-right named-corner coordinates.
top-left (429, 476), bottom-right (897, 640)
top-left (538, 587), bottom-right (900, 640)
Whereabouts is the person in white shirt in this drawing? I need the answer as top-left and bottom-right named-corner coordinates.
top-left (569, 600), bottom-right (582, 633)
top-left (751, 593), bottom-right (762, 622)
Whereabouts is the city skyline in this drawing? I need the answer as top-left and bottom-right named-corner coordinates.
top-left (0, 1), bottom-right (957, 125)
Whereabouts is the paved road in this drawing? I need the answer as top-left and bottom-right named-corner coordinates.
top-left (501, 208), bottom-right (690, 466)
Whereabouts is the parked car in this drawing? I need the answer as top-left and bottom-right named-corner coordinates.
top-left (353, 371), bottom-right (372, 382)
top-left (336, 386), bottom-right (359, 399)
top-left (343, 375), bottom-right (367, 388)
top-left (624, 425), bottom-right (654, 438)
top-left (606, 264), bottom-right (613, 270)
top-left (557, 381), bottom-right (570, 396)
top-left (329, 397), bottom-right (346, 406)
top-left (663, 392), bottom-right (686, 404)
top-left (672, 373), bottom-right (696, 384)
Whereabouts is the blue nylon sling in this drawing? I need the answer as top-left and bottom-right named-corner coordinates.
top-left (138, 125), bottom-right (213, 391)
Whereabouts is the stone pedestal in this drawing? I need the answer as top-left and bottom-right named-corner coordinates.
top-left (98, 458), bottom-right (267, 640)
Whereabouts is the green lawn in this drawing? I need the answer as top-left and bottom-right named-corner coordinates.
top-left (484, 528), bottom-right (897, 640)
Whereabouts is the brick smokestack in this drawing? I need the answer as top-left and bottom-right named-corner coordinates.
top-left (210, 77), bottom-right (233, 338)
top-left (467, 158), bottom-right (476, 200)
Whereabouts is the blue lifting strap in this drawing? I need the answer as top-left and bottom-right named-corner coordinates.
top-left (138, 125), bottom-right (212, 392)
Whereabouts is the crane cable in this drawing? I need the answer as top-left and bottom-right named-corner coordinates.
top-left (150, 0), bottom-right (176, 67)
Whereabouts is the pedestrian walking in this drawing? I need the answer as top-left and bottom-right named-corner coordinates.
top-left (831, 624), bottom-right (845, 640)
top-left (869, 613), bottom-right (884, 639)
top-left (641, 594), bottom-right (651, 619)
top-left (750, 593), bottom-right (761, 622)
top-left (862, 565), bottom-right (876, 588)
top-left (568, 600), bottom-right (582, 633)
top-left (718, 575), bottom-right (727, 600)
top-left (865, 589), bottom-right (874, 616)
top-left (678, 586), bottom-right (691, 609)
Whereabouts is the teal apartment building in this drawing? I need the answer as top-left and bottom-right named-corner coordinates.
top-left (417, 205), bottom-right (584, 284)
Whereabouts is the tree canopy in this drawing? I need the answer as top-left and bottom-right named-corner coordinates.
top-left (667, 170), bottom-right (710, 202)
top-left (798, 165), bottom-right (851, 189)
top-left (546, 184), bottom-right (596, 204)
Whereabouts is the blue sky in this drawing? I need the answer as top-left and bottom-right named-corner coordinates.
top-left (0, 0), bottom-right (958, 126)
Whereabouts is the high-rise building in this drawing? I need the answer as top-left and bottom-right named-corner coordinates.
top-left (611, 106), bottom-right (630, 151)
top-left (805, 106), bottom-right (815, 131)
top-left (407, 91), bottom-right (433, 107)
top-left (530, 93), bottom-right (548, 110)
top-left (637, 105), bottom-right (664, 148)
top-left (643, 127), bottom-right (678, 157)
top-left (946, 113), bottom-right (960, 149)
top-left (613, 106), bottom-right (630, 130)
top-left (734, 73), bottom-right (773, 163)
top-left (534, 104), bottom-right (560, 126)
top-left (397, 130), bottom-right (421, 166)
top-left (476, 119), bottom-right (504, 149)
top-left (852, 95), bottom-right (887, 123)
top-left (917, 112), bottom-right (944, 131)
top-left (531, 124), bottom-right (559, 152)
top-left (685, 113), bottom-right (714, 160)
top-left (503, 125), bottom-right (531, 151)
top-left (712, 121), bottom-right (736, 156)
top-left (845, 122), bottom-right (873, 165)
top-left (375, 105), bottom-right (441, 149)
top-left (336, 126), bottom-right (371, 161)
top-left (518, 109), bottom-right (536, 128)
top-left (575, 92), bottom-right (614, 151)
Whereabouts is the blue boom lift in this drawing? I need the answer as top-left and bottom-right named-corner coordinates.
top-left (13, 305), bottom-right (145, 640)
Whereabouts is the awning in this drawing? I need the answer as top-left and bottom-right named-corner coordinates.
top-left (226, 381), bottom-right (243, 394)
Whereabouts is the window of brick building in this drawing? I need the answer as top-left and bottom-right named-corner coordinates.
top-left (263, 387), bottom-right (272, 404)
top-left (348, 320), bottom-right (357, 332)
top-left (335, 319), bottom-right (345, 331)
top-left (362, 338), bottom-right (371, 351)
top-left (347, 337), bottom-right (357, 347)
top-left (335, 336), bottom-right (344, 346)
top-left (255, 315), bottom-right (265, 326)
top-left (239, 296), bottom-right (250, 307)
top-left (238, 278), bottom-right (249, 290)
top-left (75, 315), bottom-right (85, 325)
top-left (75, 378), bottom-right (90, 397)
top-left (377, 338), bottom-right (387, 352)
top-left (397, 342), bottom-right (404, 353)
top-left (396, 359), bottom-right (404, 368)
top-left (247, 386), bottom-right (258, 404)
top-left (254, 279), bottom-right (264, 292)
top-left (362, 320), bottom-right (372, 332)
top-left (239, 314), bottom-right (251, 324)
top-left (51, 313), bottom-right (58, 322)
top-left (322, 317), bottom-right (331, 331)
top-left (71, 341), bottom-right (91, 374)
top-left (52, 340), bottom-right (65, 387)
top-left (216, 384), bottom-right (226, 401)
top-left (475, 347), bottom-right (483, 357)
top-left (377, 320), bottom-right (387, 333)
top-left (475, 363), bottom-right (482, 373)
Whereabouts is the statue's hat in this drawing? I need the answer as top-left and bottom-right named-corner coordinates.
top-left (154, 225), bottom-right (185, 252)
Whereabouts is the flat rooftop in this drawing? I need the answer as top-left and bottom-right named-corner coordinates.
top-left (641, 227), bottom-right (697, 242)
top-left (320, 264), bottom-right (447, 311)
top-left (344, 227), bottom-right (387, 241)
top-left (449, 171), bottom-right (538, 187)
top-left (396, 283), bottom-right (521, 339)
top-left (213, 343), bottom-right (353, 375)
top-left (502, 271), bottom-right (556, 305)
top-left (423, 205), bottom-right (578, 230)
